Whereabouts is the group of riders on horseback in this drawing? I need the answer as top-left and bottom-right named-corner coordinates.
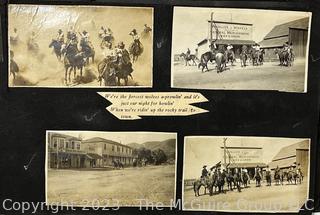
top-left (9, 24), bottom-right (151, 85)
top-left (193, 162), bottom-right (303, 197)
top-left (97, 26), bottom-right (148, 86)
top-left (181, 41), bottom-right (295, 73)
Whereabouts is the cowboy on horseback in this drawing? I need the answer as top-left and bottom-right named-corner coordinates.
top-left (79, 30), bottom-right (92, 48)
top-left (225, 44), bottom-right (235, 65)
top-left (56, 29), bottom-right (65, 44)
top-left (143, 24), bottom-right (152, 33)
top-left (186, 48), bottom-right (191, 58)
top-left (253, 43), bottom-right (261, 52)
top-left (116, 42), bottom-right (131, 65)
top-left (200, 165), bottom-right (209, 183)
top-left (129, 29), bottom-right (143, 63)
top-left (130, 29), bottom-right (142, 50)
top-left (10, 28), bottom-right (19, 45)
top-left (209, 41), bottom-right (217, 53)
top-left (66, 26), bottom-right (77, 44)
top-left (99, 26), bottom-right (113, 49)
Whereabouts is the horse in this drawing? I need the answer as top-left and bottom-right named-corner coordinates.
top-left (129, 40), bottom-right (144, 63)
top-left (117, 160), bottom-right (124, 169)
top-left (250, 49), bottom-right (264, 66)
top-left (215, 52), bottom-right (226, 73)
top-left (226, 171), bottom-right (235, 191)
top-left (240, 50), bottom-right (248, 67)
top-left (100, 35), bottom-right (114, 49)
top-left (98, 56), bottom-right (133, 86)
top-left (233, 171), bottom-right (242, 192)
top-left (285, 171), bottom-right (295, 184)
top-left (198, 51), bottom-right (215, 72)
top-left (254, 171), bottom-right (262, 187)
top-left (225, 50), bottom-right (236, 66)
top-left (293, 170), bottom-right (302, 185)
top-left (241, 172), bottom-right (249, 188)
top-left (274, 169), bottom-right (284, 185)
top-left (179, 53), bottom-right (198, 66)
top-left (275, 49), bottom-right (290, 66)
top-left (49, 39), bottom-right (63, 61)
top-left (141, 28), bottom-right (152, 40)
top-left (193, 176), bottom-right (214, 197)
top-left (266, 171), bottom-right (272, 186)
top-left (211, 171), bottom-right (225, 194)
top-left (10, 59), bottom-right (19, 80)
top-left (80, 44), bottom-right (95, 65)
top-left (62, 44), bottom-right (86, 84)
top-left (112, 160), bottom-right (119, 169)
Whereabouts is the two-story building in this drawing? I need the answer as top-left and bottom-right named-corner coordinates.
top-left (82, 137), bottom-right (134, 167)
top-left (47, 132), bottom-right (88, 169)
top-left (47, 132), bottom-right (134, 169)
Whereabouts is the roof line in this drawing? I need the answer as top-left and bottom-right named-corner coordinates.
top-left (220, 146), bottom-right (262, 149)
top-left (271, 155), bottom-right (296, 162)
top-left (207, 20), bottom-right (253, 26)
top-left (83, 137), bottom-right (132, 149)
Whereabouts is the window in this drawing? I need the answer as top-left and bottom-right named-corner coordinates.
top-left (104, 144), bottom-right (107, 150)
top-left (112, 146), bottom-right (114, 151)
top-left (117, 146), bottom-right (120, 152)
top-left (77, 144), bottom-right (80, 150)
top-left (58, 138), bottom-right (65, 148)
top-left (52, 137), bottom-right (58, 148)
top-left (71, 141), bottom-right (75, 149)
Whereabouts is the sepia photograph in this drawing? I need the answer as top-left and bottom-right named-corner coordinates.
top-left (172, 7), bottom-right (311, 92)
top-left (9, 4), bottom-right (153, 87)
top-left (183, 136), bottom-right (310, 212)
top-left (45, 131), bottom-right (176, 207)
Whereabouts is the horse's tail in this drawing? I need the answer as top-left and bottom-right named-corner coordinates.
top-left (198, 54), bottom-right (205, 69)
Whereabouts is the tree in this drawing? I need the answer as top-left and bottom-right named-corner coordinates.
top-left (152, 149), bottom-right (168, 165)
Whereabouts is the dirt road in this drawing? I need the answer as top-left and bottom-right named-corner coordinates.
top-left (183, 180), bottom-right (309, 212)
top-left (47, 165), bottom-right (175, 207)
top-left (173, 60), bottom-right (307, 92)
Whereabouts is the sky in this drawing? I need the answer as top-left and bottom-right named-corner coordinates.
top-left (183, 136), bottom-right (309, 179)
top-left (48, 131), bottom-right (176, 145)
top-left (172, 7), bottom-right (311, 54)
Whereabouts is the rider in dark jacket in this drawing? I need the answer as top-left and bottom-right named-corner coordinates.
top-left (201, 165), bottom-right (208, 178)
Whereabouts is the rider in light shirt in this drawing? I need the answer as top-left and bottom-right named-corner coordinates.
top-left (227, 44), bottom-right (233, 51)
top-left (56, 29), bottom-right (64, 44)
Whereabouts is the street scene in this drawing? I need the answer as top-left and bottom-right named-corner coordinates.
top-left (183, 136), bottom-right (310, 212)
top-left (9, 5), bottom-right (153, 87)
top-left (46, 131), bottom-right (176, 207)
top-left (172, 7), bottom-right (311, 92)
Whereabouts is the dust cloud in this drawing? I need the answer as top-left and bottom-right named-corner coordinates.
top-left (8, 5), bottom-right (153, 87)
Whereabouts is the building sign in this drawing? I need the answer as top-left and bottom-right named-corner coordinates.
top-left (221, 147), bottom-right (262, 163)
top-left (211, 21), bottom-right (253, 41)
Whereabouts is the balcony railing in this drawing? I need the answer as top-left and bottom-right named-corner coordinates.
top-left (102, 150), bottom-right (133, 157)
top-left (48, 147), bottom-right (86, 154)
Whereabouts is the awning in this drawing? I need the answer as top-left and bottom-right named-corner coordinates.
top-left (227, 162), bottom-right (267, 168)
top-left (86, 153), bottom-right (103, 160)
top-left (268, 157), bottom-right (296, 170)
top-left (259, 36), bottom-right (288, 48)
top-left (198, 38), bottom-right (256, 46)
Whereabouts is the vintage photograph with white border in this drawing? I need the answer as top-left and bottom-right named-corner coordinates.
top-left (171, 7), bottom-right (311, 92)
top-left (182, 136), bottom-right (310, 212)
top-left (45, 131), bottom-right (176, 207)
top-left (9, 4), bottom-right (153, 88)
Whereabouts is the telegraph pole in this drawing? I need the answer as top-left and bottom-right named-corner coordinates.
top-left (223, 138), bottom-right (227, 168)
top-left (210, 12), bottom-right (213, 43)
